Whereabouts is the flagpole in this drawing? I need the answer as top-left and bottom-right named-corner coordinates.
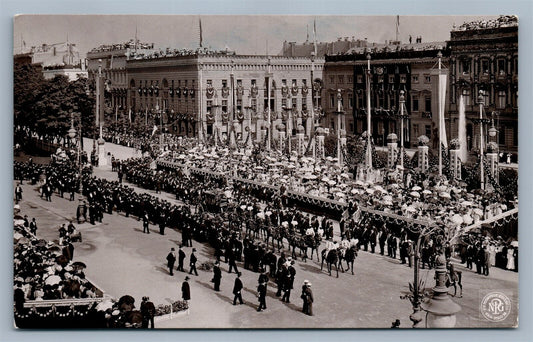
top-left (438, 52), bottom-right (443, 176)
top-left (366, 53), bottom-right (372, 169)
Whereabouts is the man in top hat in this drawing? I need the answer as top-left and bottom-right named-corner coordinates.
top-left (167, 248), bottom-right (177, 276)
top-left (140, 296), bottom-right (156, 329)
top-left (15, 183), bottom-right (23, 202)
top-left (189, 248), bottom-right (198, 276)
top-left (232, 272), bottom-right (244, 305)
top-left (178, 245), bottom-right (186, 272)
top-left (257, 281), bottom-right (267, 312)
top-left (142, 212), bottom-right (150, 234)
top-left (213, 261), bottom-right (222, 291)
top-left (182, 276), bottom-right (191, 302)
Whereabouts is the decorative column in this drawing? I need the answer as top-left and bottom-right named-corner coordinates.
top-left (277, 123), bottom-right (286, 153)
top-left (418, 137), bottom-right (429, 173)
top-left (450, 149), bottom-right (462, 180)
top-left (316, 127), bottom-right (325, 160)
top-left (296, 124), bottom-right (305, 157)
top-left (334, 89), bottom-right (345, 165)
top-left (387, 133), bottom-right (398, 169)
top-left (486, 142), bottom-right (499, 185)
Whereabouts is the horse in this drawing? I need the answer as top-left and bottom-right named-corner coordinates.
top-left (340, 245), bottom-right (358, 275)
top-left (304, 234), bottom-right (321, 261)
top-left (446, 263), bottom-right (463, 298)
top-left (321, 248), bottom-right (340, 277)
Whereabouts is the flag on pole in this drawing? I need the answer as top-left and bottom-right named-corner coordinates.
top-left (151, 125), bottom-right (158, 137)
top-left (313, 18), bottom-right (318, 56)
top-left (199, 17), bottom-right (203, 48)
top-left (438, 69), bottom-right (448, 148)
top-left (128, 109), bottom-right (132, 123)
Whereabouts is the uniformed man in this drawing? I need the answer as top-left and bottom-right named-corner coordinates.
top-left (257, 281), bottom-right (267, 312)
top-left (189, 248), bottom-right (198, 276)
top-left (232, 272), bottom-right (244, 305)
top-left (140, 296), bottom-right (156, 329)
top-left (166, 248), bottom-right (176, 276)
top-left (282, 260), bottom-right (296, 303)
top-left (213, 261), bottom-right (222, 291)
top-left (142, 212), bottom-right (150, 234)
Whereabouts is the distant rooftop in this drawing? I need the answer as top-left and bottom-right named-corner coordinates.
top-left (453, 15), bottom-right (518, 32)
top-left (127, 46), bottom-right (236, 61)
top-left (346, 41), bottom-right (447, 55)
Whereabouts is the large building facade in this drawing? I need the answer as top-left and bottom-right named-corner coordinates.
top-left (126, 53), bottom-right (324, 143)
top-left (447, 16), bottom-right (518, 154)
top-left (323, 43), bottom-right (449, 148)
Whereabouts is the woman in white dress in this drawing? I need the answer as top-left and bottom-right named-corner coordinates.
top-left (506, 246), bottom-right (515, 270)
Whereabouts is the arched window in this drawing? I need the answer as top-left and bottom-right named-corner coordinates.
top-left (130, 79), bottom-right (136, 88)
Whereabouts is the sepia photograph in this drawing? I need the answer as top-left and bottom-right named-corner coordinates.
top-left (12, 14), bottom-right (519, 329)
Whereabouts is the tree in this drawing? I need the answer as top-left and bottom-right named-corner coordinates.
top-left (13, 62), bottom-right (46, 129)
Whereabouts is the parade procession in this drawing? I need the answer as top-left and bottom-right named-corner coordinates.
top-left (12, 14), bottom-right (518, 329)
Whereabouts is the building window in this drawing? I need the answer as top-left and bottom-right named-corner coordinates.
top-left (412, 96), bottom-right (419, 112)
top-left (389, 94), bottom-right (396, 109)
top-left (400, 75), bottom-right (406, 83)
top-left (425, 125), bottom-right (431, 138)
top-left (222, 100), bottom-right (228, 113)
top-left (251, 98), bottom-right (257, 112)
top-left (222, 80), bottom-right (227, 88)
top-left (330, 94), bottom-right (335, 108)
top-left (338, 75), bottom-right (344, 84)
top-left (251, 79), bottom-right (256, 86)
top-left (347, 75), bottom-right (353, 83)
top-left (357, 94), bottom-right (364, 108)
top-left (237, 99), bottom-right (242, 112)
top-left (425, 96), bottom-right (431, 112)
top-left (329, 76), bottom-right (335, 84)
top-left (378, 76), bottom-right (384, 83)
top-left (349, 96), bottom-right (353, 108)
top-left (497, 90), bottom-right (506, 109)
top-left (462, 89), bottom-right (471, 106)
top-left (302, 97), bottom-right (307, 111)
top-left (292, 98), bottom-right (297, 109)
top-left (378, 93), bottom-right (384, 108)
top-left (424, 75), bottom-right (431, 83)
top-left (412, 75), bottom-right (419, 83)
top-left (389, 75), bottom-right (395, 83)
top-left (357, 75), bottom-right (363, 83)
top-left (282, 98), bottom-right (287, 108)
top-left (207, 79), bottom-right (212, 86)
top-left (413, 124), bottom-right (419, 138)
top-left (497, 59), bottom-right (506, 75)
top-left (206, 100), bottom-right (212, 114)
top-left (461, 60), bottom-right (471, 74)
top-left (282, 79), bottom-right (287, 86)
top-left (481, 60), bottom-right (489, 74)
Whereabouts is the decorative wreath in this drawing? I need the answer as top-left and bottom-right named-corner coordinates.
top-left (221, 87), bottom-right (230, 98)
top-left (236, 110), bottom-right (244, 122)
top-left (169, 88), bottom-right (174, 96)
top-left (189, 89), bottom-right (195, 97)
top-left (176, 87), bottom-right (181, 97)
top-left (250, 85), bottom-right (258, 98)
top-left (149, 86), bottom-right (153, 95)
top-left (221, 112), bottom-right (229, 123)
top-left (301, 85), bottom-right (309, 95)
top-left (206, 112), bottom-right (214, 123)
top-left (183, 87), bottom-right (188, 97)
top-left (291, 86), bottom-right (299, 96)
top-left (138, 87), bottom-right (142, 94)
top-left (143, 87), bottom-right (148, 95)
top-left (237, 85), bottom-right (244, 97)
top-left (206, 86), bottom-right (214, 99)
top-left (281, 85), bottom-right (289, 97)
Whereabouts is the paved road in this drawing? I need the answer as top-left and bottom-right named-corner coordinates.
top-left (14, 141), bottom-right (519, 328)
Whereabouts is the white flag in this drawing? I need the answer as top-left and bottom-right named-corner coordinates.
top-left (438, 70), bottom-right (448, 148)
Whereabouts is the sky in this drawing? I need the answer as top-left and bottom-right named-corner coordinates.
top-left (13, 15), bottom-right (499, 57)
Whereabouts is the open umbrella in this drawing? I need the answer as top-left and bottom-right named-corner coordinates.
top-left (451, 214), bottom-right (464, 225)
top-left (96, 300), bottom-right (115, 312)
top-left (412, 186), bottom-right (422, 191)
top-left (72, 261), bottom-right (87, 269)
top-left (410, 191), bottom-right (420, 198)
top-left (422, 190), bottom-right (432, 195)
top-left (439, 192), bottom-right (451, 199)
top-left (44, 275), bottom-right (62, 286)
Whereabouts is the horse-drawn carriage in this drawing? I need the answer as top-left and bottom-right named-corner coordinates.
top-left (203, 189), bottom-right (228, 213)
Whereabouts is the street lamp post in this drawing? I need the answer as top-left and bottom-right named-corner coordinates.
top-left (398, 90), bottom-right (408, 170)
top-left (421, 254), bottom-right (462, 327)
top-left (477, 90), bottom-right (486, 190)
top-left (68, 113), bottom-right (83, 198)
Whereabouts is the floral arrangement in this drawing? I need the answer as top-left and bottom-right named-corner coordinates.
top-left (487, 141), bottom-right (499, 153)
top-left (449, 138), bottom-right (461, 150)
top-left (417, 135), bottom-right (429, 146)
top-left (154, 300), bottom-right (189, 316)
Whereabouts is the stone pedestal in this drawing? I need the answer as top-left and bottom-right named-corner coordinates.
top-left (418, 145), bottom-right (429, 173)
top-left (450, 149), bottom-right (461, 180)
top-left (97, 138), bottom-right (107, 166)
top-left (316, 128), bottom-right (325, 160)
top-left (387, 143), bottom-right (398, 169)
top-left (487, 152), bottom-right (499, 184)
